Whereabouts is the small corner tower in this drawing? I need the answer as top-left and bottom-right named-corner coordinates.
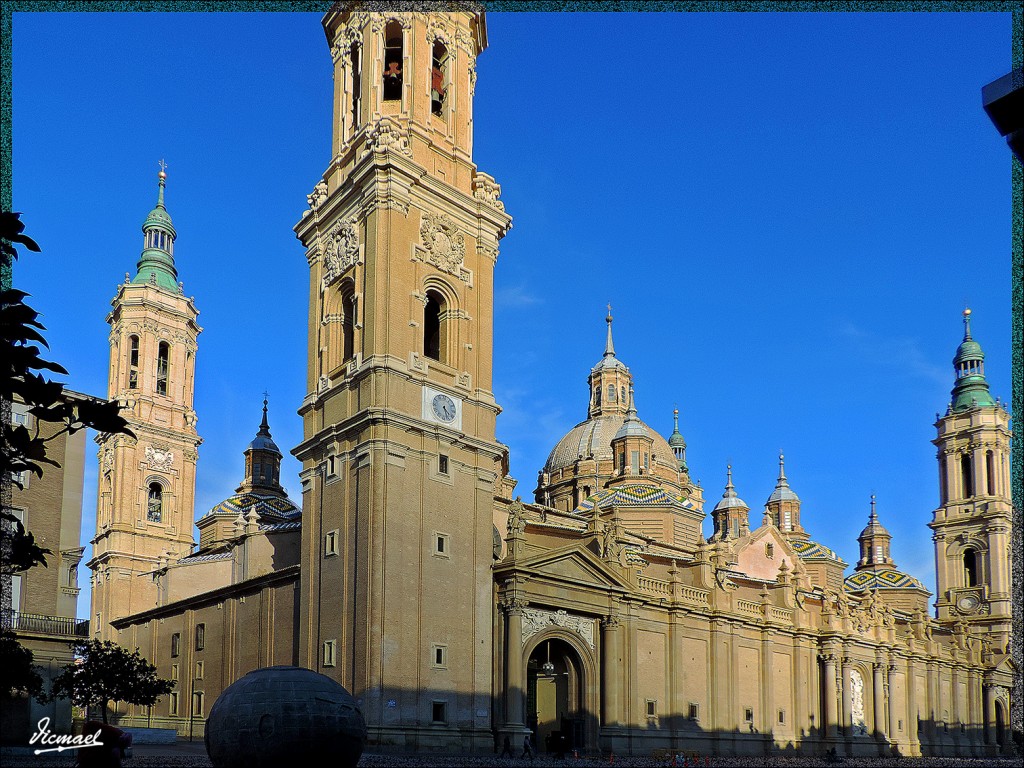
top-left (608, 387), bottom-right (655, 483)
top-left (668, 409), bottom-right (688, 474)
top-left (236, 398), bottom-right (285, 496)
top-left (89, 165), bottom-right (202, 640)
top-left (855, 495), bottom-right (893, 569)
top-left (929, 309), bottom-right (1011, 645)
top-left (709, 465), bottom-right (750, 541)
top-left (766, 454), bottom-right (807, 540)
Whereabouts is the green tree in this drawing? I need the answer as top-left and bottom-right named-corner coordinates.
top-left (49, 639), bottom-right (175, 723)
top-left (0, 629), bottom-right (43, 699)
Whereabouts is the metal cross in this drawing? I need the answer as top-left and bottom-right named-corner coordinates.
top-left (158, 159), bottom-right (168, 172)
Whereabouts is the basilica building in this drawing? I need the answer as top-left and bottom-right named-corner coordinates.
top-left (90, 4), bottom-right (1014, 759)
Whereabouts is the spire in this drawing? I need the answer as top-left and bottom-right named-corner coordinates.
top-left (711, 464), bottom-right (749, 540)
top-left (612, 385), bottom-right (650, 441)
top-left (668, 407), bottom-right (687, 471)
top-left (604, 303), bottom-right (615, 358)
top-left (950, 308), bottom-right (995, 412)
top-left (258, 397), bottom-right (271, 437)
top-left (856, 493), bottom-right (893, 570)
top-left (133, 162), bottom-right (179, 292)
top-left (868, 493), bottom-right (878, 525)
top-left (237, 397), bottom-right (284, 495)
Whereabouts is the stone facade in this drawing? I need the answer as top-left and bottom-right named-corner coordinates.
top-left (2, 393), bottom-right (91, 742)
top-left (97, 5), bottom-right (1014, 758)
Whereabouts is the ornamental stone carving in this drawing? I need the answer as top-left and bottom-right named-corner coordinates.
top-left (365, 116), bottom-right (411, 157)
top-left (145, 445), bottom-right (174, 472)
top-left (321, 219), bottom-right (360, 286)
top-left (307, 180), bottom-right (328, 210)
top-left (522, 608), bottom-right (596, 651)
top-left (419, 212), bottom-right (469, 281)
top-left (472, 172), bottom-right (505, 212)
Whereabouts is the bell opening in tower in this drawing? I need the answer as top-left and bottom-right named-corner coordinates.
top-left (431, 41), bottom-right (449, 117)
top-left (383, 22), bottom-right (403, 102)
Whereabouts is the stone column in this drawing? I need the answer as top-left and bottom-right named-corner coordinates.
top-left (906, 658), bottom-right (919, 756)
top-left (602, 614), bottom-right (622, 728)
top-left (983, 683), bottom-right (996, 748)
top-left (873, 661), bottom-right (886, 751)
top-left (925, 661), bottom-right (938, 747)
top-left (841, 656), bottom-right (853, 747)
top-left (887, 663), bottom-right (899, 753)
top-left (500, 595), bottom-right (528, 730)
top-left (820, 652), bottom-right (838, 740)
top-left (669, 610), bottom-right (685, 735)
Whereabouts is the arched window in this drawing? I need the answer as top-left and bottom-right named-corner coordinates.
top-left (594, 386), bottom-right (601, 407)
top-left (960, 453), bottom-right (973, 498)
top-left (128, 335), bottom-right (140, 390)
top-left (963, 548), bottom-right (978, 587)
top-left (342, 293), bottom-right (356, 362)
top-left (986, 451), bottom-right (995, 495)
top-left (431, 40), bottom-right (449, 117)
top-left (383, 21), bottom-right (403, 102)
top-left (156, 341), bottom-right (170, 396)
top-left (147, 482), bottom-right (163, 523)
top-left (350, 43), bottom-right (361, 126)
top-left (423, 290), bottom-right (444, 362)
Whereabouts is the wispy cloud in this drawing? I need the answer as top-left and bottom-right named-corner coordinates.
top-left (837, 321), bottom-right (947, 388)
top-left (495, 285), bottom-right (541, 309)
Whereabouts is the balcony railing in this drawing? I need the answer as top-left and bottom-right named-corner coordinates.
top-left (1, 609), bottom-right (89, 637)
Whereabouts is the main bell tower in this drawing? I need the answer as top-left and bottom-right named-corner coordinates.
top-left (89, 167), bottom-right (201, 640)
top-left (929, 309), bottom-right (1012, 650)
top-left (293, 6), bottom-right (511, 749)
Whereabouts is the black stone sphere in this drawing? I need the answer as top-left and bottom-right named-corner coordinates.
top-left (205, 666), bottom-right (366, 768)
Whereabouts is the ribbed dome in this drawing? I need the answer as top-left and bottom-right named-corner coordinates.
top-left (544, 414), bottom-right (675, 474)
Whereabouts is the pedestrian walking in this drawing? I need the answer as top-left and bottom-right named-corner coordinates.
top-left (522, 733), bottom-right (535, 761)
top-left (499, 735), bottom-right (514, 758)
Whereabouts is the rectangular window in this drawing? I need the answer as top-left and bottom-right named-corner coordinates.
top-left (169, 692), bottom-right (179, 716)
top-left (646, 700), bottom-right (657, 718)
top-left (431, 644), bottom-right (447, 668)
top-left (778, 709), bottom-right (785, 725)
top-left (766, 543), bottom-right (774, 559)
top-left (438, 454), bottom-right (449, 475)
top-left (630, 451), bottom-right (639, 474)
top-left (193, 691), bottom-right (205, 718)
top-left (194, 623), bottom-right (205, 651)
top-left (327, 455), bottom-right (337, 477)
top-left (783, 509), bottom-right (791, 530)
top-left (744, 707), bottom-right (754, 723)
top-left (433, 533), bottom-right (450, 558)
top-left (688, 703), bottom-right (699, 721)
top-left (898, 719), bottom-right (903, 732)
top-left (325, 530), bottom-right (339, 557)
top-left (431, 701), bottom-right (447, 724)
top-left (195, 661), bottom-right (204, 680)
top-left (170, 633), bottom-right (181, 658)
top-left (323, 639), bottom-right (337, 667)
top-left (171, 663), bottom-right (179, 681)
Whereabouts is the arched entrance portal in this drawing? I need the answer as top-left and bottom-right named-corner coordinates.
top-left (994, 699), bottom-right (1005, 752)
top-left (527, 637), bottom-right (586, 753)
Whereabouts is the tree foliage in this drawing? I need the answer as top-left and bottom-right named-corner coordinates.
top-left (49, 639), bottom-right (175, 723)
top-left (1, 211), bottom-right (133, 577)
top-left (0, 629), bottom-right (44, 699)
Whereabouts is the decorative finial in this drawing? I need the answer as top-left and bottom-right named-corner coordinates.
top-left (258, 395), bottom-right (271, 435)
top-left (158, 158), bottom-right (167, 179)
top-left (673, 408), bottom-right (679, 431)
top-left (604, 304), bottom-right (615, 358)
top-left (962, 307), bottom-right (972, 340)
top-left (869, 493), bottom-right (877, 522)
top-left (778, 452), bottom-right (786, 481)
top-left (156, 160), bottom-right (167, 208)
top-left (724, 465), bottom-right (735, 496)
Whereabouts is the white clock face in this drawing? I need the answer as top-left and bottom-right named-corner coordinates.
top-left (431, 394), bottom-right (457, 423)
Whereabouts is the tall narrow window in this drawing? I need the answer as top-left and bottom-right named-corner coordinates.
top-left (594, 386), bottom-right (601, 407)
top-left (963, 549), bottom-right (978, 587)
top-left (383, 21), bottom-right (403, 102)
top-left (350, 43), bottom-right (361, 127)
top-left (156, 341), bottom-right (170, 396)
top-left (424, 291), bottom-right (443, 361)
top-left (960, 453), bottom-right (973, 498)
top-left (342, 293), bottom-right (355, 362)
top-left (939, 458), bottom-right (948, 504)
top-left (607, 385), bottom-right (615, 403)
top-left (985, 451), bottom-right (995, 495)
top-left (148, 483), bottom-right (163, 523)
top-left (431, 41), bottom-right (449, 117)
top-left (128, 336), bottom-right (140, 389)
top-left (195, 623), bottom-right (205, 651)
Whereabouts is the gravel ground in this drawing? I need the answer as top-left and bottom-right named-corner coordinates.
top-left (1, 753), bottom-right (1020, 768)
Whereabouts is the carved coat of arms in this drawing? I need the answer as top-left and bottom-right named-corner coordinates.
top-left (145, 445), bottom-right (174, 472)
top-left (322, 219), bottom-right (360, 286)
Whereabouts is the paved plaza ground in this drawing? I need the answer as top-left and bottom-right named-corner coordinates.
top-left (1, 740), bottom-right (1020, 768)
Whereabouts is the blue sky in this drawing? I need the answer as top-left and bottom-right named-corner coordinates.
top-left (10, 10), bottom-right (1013, 618)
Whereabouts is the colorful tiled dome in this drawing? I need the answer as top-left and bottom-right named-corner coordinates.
top-left (575, 483), bottom-right (694, 514)
top-left (790, 538), bottom-right (843, 562)
top-left (845, 568), bottom-right (926, 592)
top-left (204, 492), bottom-right (299, 523)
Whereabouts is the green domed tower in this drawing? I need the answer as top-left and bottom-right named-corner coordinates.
top-left (928, 309), bottom-right (1011, 651)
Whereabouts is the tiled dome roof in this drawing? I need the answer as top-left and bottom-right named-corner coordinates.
top-left (845, 568), bottom-right (926, 592)
top-left (201, 492), bottom-right (299, 523)
top-left (575, 484), bottom-right (694, 514)
top-left (790, 538), bottom-right (844, 562)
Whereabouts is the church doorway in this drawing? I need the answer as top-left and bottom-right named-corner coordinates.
top-left (994, 699), bottom-right (1005, 751)
top-left (526, 638), bottom-right (586, 753)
